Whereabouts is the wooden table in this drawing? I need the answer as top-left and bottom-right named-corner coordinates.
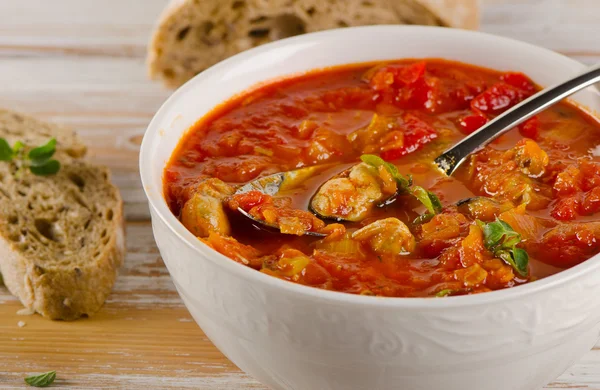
top-left (0, 0), bottom-right (598, 388)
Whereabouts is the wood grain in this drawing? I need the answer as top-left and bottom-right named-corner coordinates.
top-left (0, 301), bottom-right (264, 389)
top-left (0, 0), bottom-right (599, 388)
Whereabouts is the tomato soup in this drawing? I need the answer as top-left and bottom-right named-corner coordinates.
top-left (164, 59), bottom-right (600, 297)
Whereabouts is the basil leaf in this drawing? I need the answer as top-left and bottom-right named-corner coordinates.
top-left (0, 138), bottom-right (13, 161)
top-left (413, 212), bottom-right (434, 225)
top-left (360, 154), bottom-right (411, 188)
top-left (435, 289), bottom-right (455, 297)
top-left (510, 248), bottom-right (529, 276)
top-left (479, 219), bottom-right (529, 276)
top-left (29, 160), bottom-right (61, 176)
top-left (480, 219), bottom-right (520, 250)
top-left (498, 249), bottom-right (529, 277)
top-left (360, 154), bottom-right (386, 168)
top-left (28, 138), bottom-right (56, 163)
top-left (429, 192), bottom-right (443, 213)
top-left (24, 371), bottom-right (56, 387)
top-left (410, 186), bottom-right (442, 215)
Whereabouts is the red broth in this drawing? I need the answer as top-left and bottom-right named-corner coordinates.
top-left (165, 59), bottom-right (600, 297)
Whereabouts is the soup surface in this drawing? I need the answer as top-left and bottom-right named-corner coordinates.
top-left (165, 59), bottom-right (600, 297)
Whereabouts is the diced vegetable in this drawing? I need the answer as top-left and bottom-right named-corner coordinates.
top-left (500, 72), bottom-right (536, 93)
top-left (230, 192), bottom-right (326, 235)
top-left (513, 139), bottom-right (549, 177)
top-left (454, 263), bottom-right (488, 287)
top-left (419, 212), bottom-right (468, 249)
top-left (380, 113), bottom-right (438, 160)
top-left (471, 82), bottom-right (529, 114)
top-left (347, 114), bottom-right (399, 154)
top-left (456, 197), bottom-right (513, 222)
top-left (518, 116), bottom-right (539, 139)
top-left (527, 222), bottom-right (600, 268)
top-left (316, 235), bottom-right (364, 255)
top-left (435, 289), bottom-right (456, 297)
top-left (498, 204), bottom-right (549, 241)
top-left (458, 114), bottom-right (488, 134)
top-left (201, 232), bottom-right (263, 269)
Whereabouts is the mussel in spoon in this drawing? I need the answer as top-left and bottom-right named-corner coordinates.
top-left (308, 155), bottom-right (410, 222)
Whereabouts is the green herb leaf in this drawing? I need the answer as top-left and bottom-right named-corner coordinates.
top-left (0, 138), bottom-right (61, 176)
top-left (410, 186), bottom-right (442, 215)
top-left (509, 248), bottom-right (529, 277)
top-left (360, 155), bottom-right (444, 223)
top-left (479, 219), bottom-right (521, 250)
top-left (12, 141), bottom-right (24, 153)
top-left (435, 289), bottom-right (455, 297)
top-left (0, 138), bottom-right (13, 161)
top-left (478, 218), bottom-right (529, 276)
top-left (28, 138), bottom-right (57, 163)
top-left (24, 371), bottom-right (56, 387)
top-left (360, 154), bottom-right (412, 188)
top-left (29, 160), bottom-right (61, 176)
top-left (413, 212), bottom-right (434, 225)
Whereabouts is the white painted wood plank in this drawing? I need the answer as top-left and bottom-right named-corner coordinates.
top-left (481, 0), bottom-right (600, 55)
top-left (0, 0), bottom-right (166, 57)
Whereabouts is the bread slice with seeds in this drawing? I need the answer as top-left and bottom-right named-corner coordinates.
top-left (147, 0), bottom-right (479, 88)
top-left (0, 109), bottom-right (124, 320)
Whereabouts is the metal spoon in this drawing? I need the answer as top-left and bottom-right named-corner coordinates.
top-left (435, 63), bottom-right (600, 175)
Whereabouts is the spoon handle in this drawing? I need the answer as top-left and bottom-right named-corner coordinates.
top-left (435, 63), bottom-right (600, 175)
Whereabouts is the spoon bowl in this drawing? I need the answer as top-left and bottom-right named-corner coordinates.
top-left (233, 164), bottom-right (336, 237)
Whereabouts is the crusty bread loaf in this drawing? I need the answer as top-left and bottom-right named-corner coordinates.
top-left (0, 109), bottom-right (124, 320)
top-left (148, 0), bottom-right (480, 88)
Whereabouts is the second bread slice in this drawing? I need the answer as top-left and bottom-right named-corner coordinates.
top-left (148, 0), bottom-right (480, 88)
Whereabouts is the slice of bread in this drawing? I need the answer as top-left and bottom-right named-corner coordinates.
top-left (147, 0), bottom-right (480, 88)
top-left (0, 109), bottom-right (124, 320)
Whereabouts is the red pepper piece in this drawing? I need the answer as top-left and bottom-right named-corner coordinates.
top-left (380, 113), bottom-right (437, 160)
top-left (470, 82), bottom-right (527, 114)
top-left (501, 72), bottom-right (536, 93)
top-left (579, 160), bottom-right (600, 192)
top-left (458, 114), bottom-right (488, 134)
top-left (581, 187), bottom-right (600, 215)
top-left (551, 196), bottom-right (580, 221)
top-left (518, 116), bottom-right (540, 139)
top-left (230, 190), bottom-right (270, 211)
top-left (397, 61), bottom-right (427, 85)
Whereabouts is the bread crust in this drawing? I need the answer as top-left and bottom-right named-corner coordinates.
top-left (0, 109), bottom-right (125, 320)
top-left (147, 0), bottom-right (480, 88)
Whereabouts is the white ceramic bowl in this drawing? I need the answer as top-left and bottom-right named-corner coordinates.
top-left (141, 26), bottom-right (600, 390)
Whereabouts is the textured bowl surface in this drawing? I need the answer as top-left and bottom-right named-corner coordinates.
top-left (140, 26), bottom-right (600, 390)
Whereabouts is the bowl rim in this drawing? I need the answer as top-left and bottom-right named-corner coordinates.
top-left (140, 25), bottom-right (600, 309)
